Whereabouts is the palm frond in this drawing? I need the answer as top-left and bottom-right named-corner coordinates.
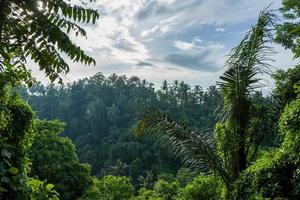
top-left (133, 111), bottom-right (231, 187)
top-left (218, 8), bottom-right (276, 122)
top-left (219, 8), bottom-right (276, 93)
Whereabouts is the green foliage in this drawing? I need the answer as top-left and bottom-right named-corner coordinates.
top-left (109, 159), bottom-right (129, 176)
top-left (133, 10), bottom-right (277, 198)
top-left (84, 175), bottom-right (135, 200)
top-left (29, 120), bottom-right (93, 200)
top-left (133, 111), bottom-right (230, 187)
top-left (232, 2), bottom-right (300, 198)
top-left (279, 97), bottom-right (300, 154)
top-left (135, 175), bottom-right (223, 200)
top-left (20, 74), bottom-right (222, 185)
top-left (176, 168), bottom-right (196, 187)
top-left (233, 150), bottom-right (291, 199)
top-left (234, 98), bottom-right (300, 199)
top-left (152, 179), bottom-right (180, 200)
top-left (272, 65), bottom-right (300, 106)
top-left (0, 1), bottom-right (297, 199)
top-left (0, 63), bottom-right (34, 87)
top-left (26, 178), bottom-right (59, 200)
top-left (247, 94), bottom-right (280, 148)
top-left (133, 188), bottom-right (158, 200)
top-left (218, 8), bottom-right (276, 181)
top-left (80, 176), bottom-right (136, 200)
top-left (134, 179), bottom-right (180, 200)
top-left (215, 94), bottom-right (280, 188)
top-left (180, 175), bottom-right (222, 200)
top-left (276, 0), bottom-right (300, 58)
top-left (0, 0), bottom-right (99, 84)
top-left (157, 173), bottom-right (176, 183)
top-left (78, 178), bottom-right (103, 200)
top-left (19, 66), bottom-right (282, 200)
top-left (138, 171), bottom-right (155, 189)
top-left (0, 86), bottom-right (35, 199)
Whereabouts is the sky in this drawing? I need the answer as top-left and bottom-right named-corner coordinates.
top-left (31, 0), bottom-right (298, 90)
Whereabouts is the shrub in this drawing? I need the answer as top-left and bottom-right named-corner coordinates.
top-left (180, 175), bottom-right (222, 200)
top-left (99, 175), bottom-right (135, 200)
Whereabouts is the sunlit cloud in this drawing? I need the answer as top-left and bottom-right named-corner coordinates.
top-left (29, 0), bottom-right (295, 91)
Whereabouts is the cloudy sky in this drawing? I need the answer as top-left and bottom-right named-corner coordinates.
top-left (31, 0), bottom-right (298, 90)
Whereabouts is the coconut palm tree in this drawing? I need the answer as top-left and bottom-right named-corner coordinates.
top-left (110, 159), bottom-right (129, 176)
top-left (133, 8), bottom-right (276, 196)
top-left (138, 171), bottom-right (155, 189)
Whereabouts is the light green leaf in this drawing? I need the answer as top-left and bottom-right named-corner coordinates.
top-left (8, 167), bottom-right (19, 175)
top-left (46, 183), bottom-right (55, 190)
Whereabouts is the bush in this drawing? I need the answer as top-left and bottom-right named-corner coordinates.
top-left (80, 176), bottom-right (135, 200)
top-left (176, 168), bottom-right (195, 187)
top-left (99, 175), bottom-right (135, 200)
top-left (26, 178), bottom-right (59, 200)
top-left (133, 179), bottom-right (180, 200)
top-left (153, 179), bottom-right (180, 200)
top-left (79, 179), bottom-right (103, 200)
top-left (133, 188), bottom-right (159, 200)
top-left (180, 175), bottom-right (222, 200)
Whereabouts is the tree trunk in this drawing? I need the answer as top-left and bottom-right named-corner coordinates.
top-left (236, 93), bottom-right (249, 173)
top-left (238, 131), bottom-right (247, 171)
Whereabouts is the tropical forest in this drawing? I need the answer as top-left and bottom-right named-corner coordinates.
top-left (0, 0), bottom-right (300, 199)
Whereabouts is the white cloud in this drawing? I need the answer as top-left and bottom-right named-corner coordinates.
top-left (174, 36), bottom-right (205, 51)
top-left (135, 0), bottom-right (280, 38)
top-left (216, 27), bottom-right (225, 32)
top-left (29, 0), bottom-right (291, 90)
top-left (174, 40), bottom-right (194, 51)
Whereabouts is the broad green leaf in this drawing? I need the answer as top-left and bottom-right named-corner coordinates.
top-left (46, 183), bottom-right (55, 190)
top-left (8, 167), bottom-right (19, 175)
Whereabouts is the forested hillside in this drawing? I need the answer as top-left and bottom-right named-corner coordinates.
top-left (19, 75), bottom-right (222, 181)
top-left (18, 71), bottom-right (281, 198)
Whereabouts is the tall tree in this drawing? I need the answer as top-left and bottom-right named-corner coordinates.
top-left (29, 120), bottom-right (93, 200)
top-left (110, 159), bottom-right (129, 176)
top-left (217, 8), bottom-right (276, 178)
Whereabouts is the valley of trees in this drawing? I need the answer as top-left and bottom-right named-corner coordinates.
top-left (19, 74), bottom-right (222, 181)
top-left (0, 0), bottom-right (300, 199)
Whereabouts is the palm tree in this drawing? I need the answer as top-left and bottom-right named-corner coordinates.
top-left (138, 171), bottom-right (155, 189)
top-left (161, 80), bottom-right (168, 93)
top-left (110, 159), bottom-right (129, 176)
top-left (218, 8), bottom-right (275, 179)
top-left (133, 9), bottom-right (276, 196)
